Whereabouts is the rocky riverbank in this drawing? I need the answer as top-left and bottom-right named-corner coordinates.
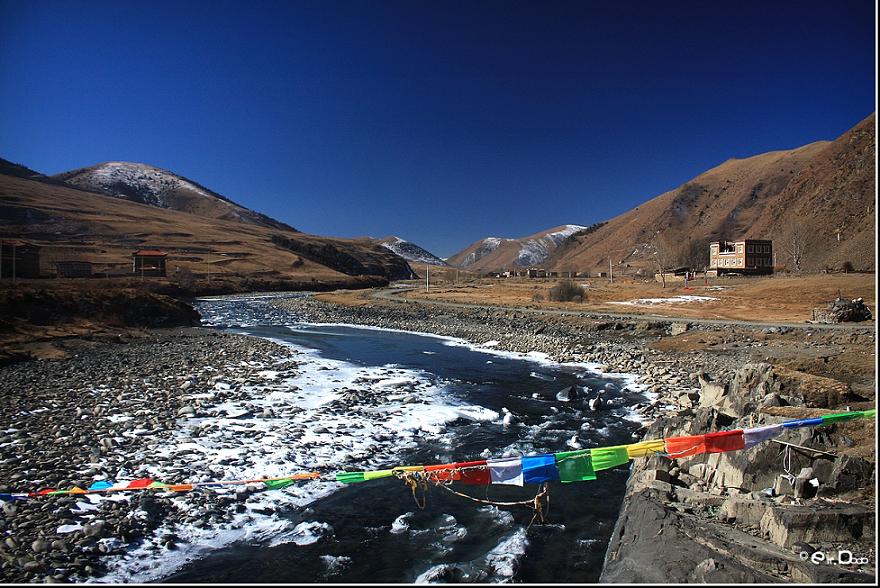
top-left (1, 291), bottom-right (874, 583)
top-left (277, 292), bottom-right (877, 583)
top-left (0, 329), bottom-right (307, 582)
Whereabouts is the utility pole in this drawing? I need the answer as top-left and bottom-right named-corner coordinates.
top-left (425, 265), bottom-right (429, 292)
top-left (609, 258), bottom-right (613, 284)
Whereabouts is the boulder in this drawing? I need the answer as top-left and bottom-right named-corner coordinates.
top-left (718, 497), bottom-right (770, 526)
top-left (759, 503), bottom-right (874, 548)
top-left (811, 297), bottom-right (873, 323)
top-left (670, 322), bottom-right (689, 336)
top-left (555, 385), bottom-right (580, 402)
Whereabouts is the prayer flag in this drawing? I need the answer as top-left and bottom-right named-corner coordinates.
top-left (363, 470), bottom-right (395, 481)
top-left (665, 435), bottom-right (707, 458)
top-left (335, 472), bottom-right (366, 484)
top-left (127, 478), bottom-right (154, 489)
top-left (263, 478), bottom-right (294, 490)
top-left (88, 481), bottom-right (113, 491)
top-left (487, 457), bottom-right (524, 486)
top-left (424, 463), bottom-right (459, 482)
top-left (455, 461), bottom-right (490, 485)
top-left (704, 430), bottom-right (745, 453)
top-left (743, 423), bottom-right (784, 448)
top-left (555, 450), bottom-right (596, 482)
top-left (590, 446), bottom-right (630, 471)
top-left (170, 484), bottom-right (194, 492)
top-left (521, 455), bottom-right (559, 483)
top-left (782, 417), bottom-right (825, 429)
top-left (821, 411), bottom-right (863, 423)
top-left (626, 439), bottom-right (666, 458)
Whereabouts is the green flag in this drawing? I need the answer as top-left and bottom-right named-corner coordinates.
top-left (821, 411), bottom-right (864, 423)
top-left (263, 478), bottom-right (295, 490)
top-left (590, 446), bottom-right (630, 471)
top-left (863, 409), bottom-right (875, 419)
top-left (335, 471), bottom-right (367, 484)
top-left (555, 450), bottom-right (596, 482)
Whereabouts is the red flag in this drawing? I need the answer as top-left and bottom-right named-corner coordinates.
top-left (705, 430), bottom-right (745, 453)
top-left (126, 478), bottom-right (154, 489)
top-left (454, 460), bottom-right (490, 485)
top-left (664, 435), bottom-right (707, 458)
top-left (424, 464), bottom-right (459, 482)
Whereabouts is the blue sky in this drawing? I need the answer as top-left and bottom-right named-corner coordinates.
top-left (0, 0), bottom-right (875, 257)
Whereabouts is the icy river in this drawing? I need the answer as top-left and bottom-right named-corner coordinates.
top-left (152, 294), bottom-right (651, 583)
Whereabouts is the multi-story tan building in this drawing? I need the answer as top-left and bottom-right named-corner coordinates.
top-left (709, 239), bottom-right (773, 275)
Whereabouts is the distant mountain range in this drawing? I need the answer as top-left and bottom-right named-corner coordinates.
top-left (446, 113), bottom-right (875, 274)
top-left (548, 113), bottom-right (875, 273)
top-left (446, 224), bottom-right (587, 272)
top-left (0, 159), bottom-right (414, 285)
top-left (2, 112), bottom-right (873, 284)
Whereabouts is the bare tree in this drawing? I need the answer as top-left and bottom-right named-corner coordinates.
top-left (777, 220), bottom-right (818, 272)
top-left (653, 231), bottom-right (680, 288)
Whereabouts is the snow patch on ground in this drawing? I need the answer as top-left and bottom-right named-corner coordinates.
top-left (94, 337), bottom-right (498, 583)
top-left (609, 295), bottom-right (719, 306)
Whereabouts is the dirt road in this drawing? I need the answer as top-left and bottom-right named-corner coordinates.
top-left (372, 286), bottom-right (876, 332)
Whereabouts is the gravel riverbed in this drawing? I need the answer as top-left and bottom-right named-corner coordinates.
top-left (0, 329), bottom-right (312, 582)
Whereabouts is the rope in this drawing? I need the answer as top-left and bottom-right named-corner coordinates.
top-left (779, 444), bottom-right (796, 486)
top-left (396, 471), bottom-right (429, 509)
top-left (402, 464), bottom-right (553, 528)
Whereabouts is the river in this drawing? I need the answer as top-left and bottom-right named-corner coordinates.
top-left (159, 294), bottom-right (650, 583)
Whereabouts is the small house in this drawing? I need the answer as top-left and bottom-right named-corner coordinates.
top-left (132, 249), bottom-right (168, 277)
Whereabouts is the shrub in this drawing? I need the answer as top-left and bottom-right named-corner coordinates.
top-left (841, 261), bottom-right (854, 273)
top-left (532, 291), bottom-right (545, 302)
top-left (549, 280), bottom-right (586, 302)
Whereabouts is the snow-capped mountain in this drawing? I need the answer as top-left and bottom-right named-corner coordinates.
top-left (514, 225), bottom-right (586, 266)
top-left (447, 225), bottom-right (586, 271)
top-left (376, 236), bottom-right (448, 266)
top-left (53, 161), bottom-right (296, 231)
top-left (456, 237), bottom-right (516, 268)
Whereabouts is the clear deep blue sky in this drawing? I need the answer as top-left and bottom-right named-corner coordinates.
top-left (0, 0), bottom-right (875, 257)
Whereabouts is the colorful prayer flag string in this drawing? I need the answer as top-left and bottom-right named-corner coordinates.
top-left (2, 409), bottom-right (873, 503)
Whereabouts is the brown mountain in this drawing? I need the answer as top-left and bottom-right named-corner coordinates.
top-left (1, 163), bottom-right (413, 286)
top-left (548, 113), bottom-right (876, 274)
top-left (53, 161), bottom-right (297, 232)
top-left (447, 224), bottom-right (588, 272)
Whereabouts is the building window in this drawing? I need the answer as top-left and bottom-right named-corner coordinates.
top-left (747, 244), bottom-right (753, 253)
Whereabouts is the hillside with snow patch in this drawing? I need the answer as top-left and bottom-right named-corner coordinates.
top-left (447, 225), bottom-right (586, 272)
top-left (53, 162), bottom-right (296, 232)
top-left (376, 236), bottom-right (448, 266)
